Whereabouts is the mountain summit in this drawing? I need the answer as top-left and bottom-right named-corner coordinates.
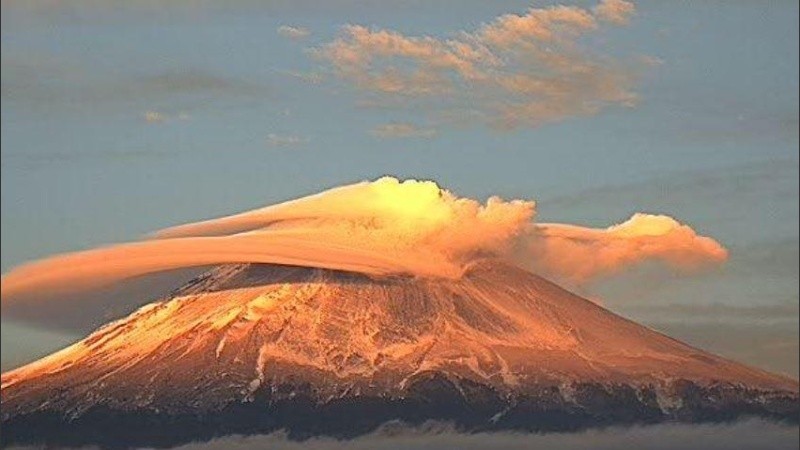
top-left (2, 260), bottom-right (797, 448)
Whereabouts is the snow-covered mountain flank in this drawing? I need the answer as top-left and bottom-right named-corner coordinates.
top-left (2, 260), bottom-right (797, 449)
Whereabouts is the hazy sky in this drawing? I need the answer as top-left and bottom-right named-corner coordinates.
top-left (1, 0), bottom-right (798, 378)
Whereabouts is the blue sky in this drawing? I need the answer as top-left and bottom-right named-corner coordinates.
top-left (1, 0), bottom-right (798, 375)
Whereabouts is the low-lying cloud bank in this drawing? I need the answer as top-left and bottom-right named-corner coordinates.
top-left (166, 420), bottom-right (799, 450)
top-left (1, 177), bottom-right (726, 309)
top-left (10, 419), bottom-right (791, 450)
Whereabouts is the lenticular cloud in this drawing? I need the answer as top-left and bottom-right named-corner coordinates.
top-left (0, 177), bottom-right (727, 302)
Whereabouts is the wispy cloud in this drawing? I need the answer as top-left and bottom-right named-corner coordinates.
top-left (144, 110), bottom-right (167, 124)
top-left (143, 110), bottom-right (190, 124)
top-left (638, 54), bottom-right (665, 67)
top-left (1, 54), bottom-right (267, 113)
top-left (266, 133), bottom-right (308, 147)
top-left (282, 70), bottom-right (324, 84)
top-left (136, 70), bottom-right (261, 96)
top-left (594, 0), bottom-right (636, 25)
top-left (314, 0), bottom-right (643, 130)
top-left (277, 25), bottom-right (311, 40)
top-left (371, 123), bottom-right (436, 139)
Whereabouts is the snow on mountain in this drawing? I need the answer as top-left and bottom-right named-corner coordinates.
top-left (1, 260), bottom-right (797, 448)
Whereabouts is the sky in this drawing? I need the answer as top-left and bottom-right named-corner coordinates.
top-left (1, 0), bottom-right (798, 382)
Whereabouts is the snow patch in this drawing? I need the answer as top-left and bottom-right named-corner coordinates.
top-left (215, 337), bottom-right (227, 359)
top-left (245, 345), bottom-right (270, 401)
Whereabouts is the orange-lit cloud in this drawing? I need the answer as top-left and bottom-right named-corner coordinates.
top-left (525, 214), bottom-right (729, 285)
top-left (315, 1), bottom-right (641, 129)
top-left (0, 177), bottom-right (727, 303)
top-left (155, 177), bottom-right (535, 274)
top-left (479, 5), bottom-right (597, 46)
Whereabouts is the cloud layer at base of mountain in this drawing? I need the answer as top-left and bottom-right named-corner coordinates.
top-left (8, 419), bottom-right (797, 450)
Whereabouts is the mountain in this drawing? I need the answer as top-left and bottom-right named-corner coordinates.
top-left (1, 260), bottom-right (797, 449)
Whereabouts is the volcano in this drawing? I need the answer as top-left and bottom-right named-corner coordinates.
top-left (1, 260), bottom-right (797, 449)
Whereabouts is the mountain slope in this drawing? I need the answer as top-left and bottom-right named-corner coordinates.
top-left (1, 261), bottom-right (797, 448)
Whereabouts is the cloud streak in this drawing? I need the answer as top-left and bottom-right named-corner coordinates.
top-left (315, 0), bottom-right (641, 129)
top-left (0, 177), bottom-right (727, 306)
top-left (267, 133), bottom-right (308, 147)
top-left (62, 419), bottom-right (797, 450)
top-left (371, 123), bottom-right (436, 139)
top-left (143, 110), bottom-right (190, 124)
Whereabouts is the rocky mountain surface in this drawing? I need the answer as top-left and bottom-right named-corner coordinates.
top-left (2, 260), bottom-right (797, 448)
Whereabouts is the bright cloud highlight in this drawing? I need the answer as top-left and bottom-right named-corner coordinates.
top-left (0, 177), bottom-right (727, 302)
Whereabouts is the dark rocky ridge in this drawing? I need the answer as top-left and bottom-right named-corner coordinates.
top-left (3, 374), bottom-right (797, 449)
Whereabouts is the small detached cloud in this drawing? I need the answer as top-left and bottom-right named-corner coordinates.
top-left (277, 25), bottom-right (311, 40)
top-left (144, 110), bottom-right (167, 124)
top-left (143, 110), bottom-right (190, 124)
top-left (638, 55), bottom-right (665, 67)
top-left (371, 123), bottom-right (436, 139)
top-left (267, 133), bottom-right (308, 147)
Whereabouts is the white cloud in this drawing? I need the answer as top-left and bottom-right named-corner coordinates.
top-left (144, 110), bottom-right (167, 123)
top-left (277, 25), bottom-right (311, 40)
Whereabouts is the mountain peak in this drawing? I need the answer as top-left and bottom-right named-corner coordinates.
top-left (1, 261), bottom-right (797, 448)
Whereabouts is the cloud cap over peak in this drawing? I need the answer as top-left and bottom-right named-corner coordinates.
top-left (1, 176), bottom-right (726, 308)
